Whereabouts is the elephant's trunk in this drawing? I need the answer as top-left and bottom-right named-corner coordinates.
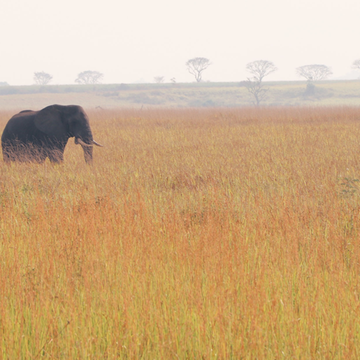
top-left (82, 144), bottom-right (93, 164)
top-left (75, 137), bottom-right (93, 163)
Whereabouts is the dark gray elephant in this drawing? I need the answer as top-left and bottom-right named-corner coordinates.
top-left (1, 104), bottom-right (103, 164)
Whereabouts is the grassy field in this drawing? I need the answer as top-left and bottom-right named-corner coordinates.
top-left (0, 80), bottom-right (360, 109)
top-left (1, 106), bottom-right (360, 358)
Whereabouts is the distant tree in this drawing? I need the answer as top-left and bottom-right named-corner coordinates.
top-left (186, 57), bottom-right (211, 82)
top-left (75, 70), bottom-right (103, 84)
top-left (245, 81), bottom-right (268, 107)
top-left (245, 60), bottom-right (277, 106)
top-left (246, 60), bottom-right (277, 82)
top-left (352, 59), bottom-right (360, 70)
top-left (296, 64), bottom-right (332, 95)
top-left (296, 64), bottom-right (332, 81)
top-left (170, 77), bottom-right (176, 83)
top-left (33, 71), bottom-right (53, 85)
top-left (154, 76), bottom-right (164, 83)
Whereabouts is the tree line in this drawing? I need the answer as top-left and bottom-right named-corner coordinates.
top-left (20, 57), bottom-right (360, 107)
top-left (184, 58), bottom-right (360, 105)
top-left (184, 58), bottom-right (342, 106)
top-left (33, 71), bottom-right (103, 85)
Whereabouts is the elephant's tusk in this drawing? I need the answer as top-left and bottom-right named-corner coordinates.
top-left (75, 138), bottom-right (104, 147)
top-left (75, 138), bottom-right (92, 147)
top-left (92, 140), bottom-right (104, 147)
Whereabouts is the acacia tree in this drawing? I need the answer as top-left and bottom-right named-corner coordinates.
top-left (186, 57), bottom-right (211, 82)
top-left (246, 81), bottom-right (268, 107)
top-left (296, 64), bottom-right (332, 95)
top-left (34, 71), bottom-right (53, 85)
top-left (75, 71), bottom-right (103, 84)
top-left (246, 60), bottom-right (277, 82)
top-left (154, 76), bottom-right (164, 83)
top-left (296, 64), bottom-right (332, 81)
top-left (245, 60), bottom-right (277, 106)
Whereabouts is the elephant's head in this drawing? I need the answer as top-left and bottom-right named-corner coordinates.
top-left (34, 104), bottom-right (103, 163)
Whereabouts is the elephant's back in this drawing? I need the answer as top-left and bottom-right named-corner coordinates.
top-left (2, 111), bottom-right (38, 142)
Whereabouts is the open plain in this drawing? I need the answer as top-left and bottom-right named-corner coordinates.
top-left (1, 106), bottom-right (360, 358)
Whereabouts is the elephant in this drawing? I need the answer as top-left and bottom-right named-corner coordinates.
top-left (1, 104), bottom-right (103, 164)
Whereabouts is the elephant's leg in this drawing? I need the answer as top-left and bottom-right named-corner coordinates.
top-left (3, 145), bottom-right (21, 162)
top-left (27, 145), bottom-right (46, 163)
top-left (3, 153), bottom-right (11, 163)
top-left (2, 147), bottom-right (11, 163)
top-left (48, 149), bottom-right (64, 163)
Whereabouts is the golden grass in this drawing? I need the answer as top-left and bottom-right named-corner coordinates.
top-left (1, 106), bottom-right (360, 358)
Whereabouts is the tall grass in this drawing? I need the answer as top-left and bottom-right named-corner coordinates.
top-left (1, 106), bottom-right (360, 358)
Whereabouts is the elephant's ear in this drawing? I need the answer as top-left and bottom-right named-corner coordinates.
top-left (34, 105), bottom-right (67, 138)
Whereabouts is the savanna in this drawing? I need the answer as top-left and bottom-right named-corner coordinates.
top-left (1, 106), bottom-right (360, 358)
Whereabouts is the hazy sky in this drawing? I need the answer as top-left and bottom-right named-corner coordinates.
top-left (1, 0), bottom-right (360, 85)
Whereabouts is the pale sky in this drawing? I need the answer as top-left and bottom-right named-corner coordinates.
top-left (1, 0), bottom-right (360, 85)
